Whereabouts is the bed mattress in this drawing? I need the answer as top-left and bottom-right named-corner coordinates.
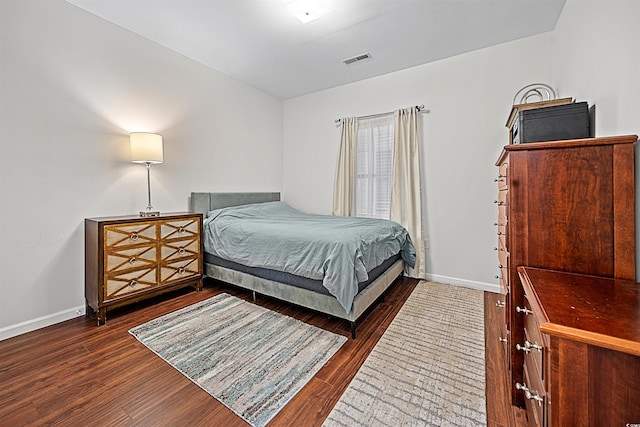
top-left (204, 252), bottom-right (401, 296)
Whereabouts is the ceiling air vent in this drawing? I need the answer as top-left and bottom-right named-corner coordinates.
top-left (342, 52), bottom-right (372, 65)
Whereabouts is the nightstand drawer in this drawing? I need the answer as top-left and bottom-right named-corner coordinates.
top-left (105, 266), bottom-right (158, 300)
top-left (160, 218), bottom-right (200, 241)
top-left (106, 245), bottom-right (157, 273)
top-left (160, 256), bottom-right (200, 284)
top-left (105, 222), bottom-right (157, 248)
top-left (161, 237), bottom-right (200, 262)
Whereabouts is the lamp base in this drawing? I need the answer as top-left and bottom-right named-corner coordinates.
top-left (139, 211), bottom-right (160, 217)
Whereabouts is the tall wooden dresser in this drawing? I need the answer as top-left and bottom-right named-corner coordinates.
top-left (85, 212), bottom-right (203, 325)
top-left (491, 135), bottom-right (637, 413)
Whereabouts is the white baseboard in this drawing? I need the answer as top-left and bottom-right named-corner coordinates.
top-left (1, 273), bottom-right (499, 341)
top-left (0, 305), bottom-right (85, 342)
top-left (424, 273), bottom-right (500, 293)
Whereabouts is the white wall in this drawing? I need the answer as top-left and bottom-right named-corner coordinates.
top-left (0, 0), bottom-right (282, 339)
top-left (283, 34), bottom-right (553, 292)
top-left (551, 0), bottom-right (639, 137)
top-left (550, 0), bottom-right (640, 279)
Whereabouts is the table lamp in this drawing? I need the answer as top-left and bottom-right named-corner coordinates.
top-left (130, 132), bottom-right (163, 217)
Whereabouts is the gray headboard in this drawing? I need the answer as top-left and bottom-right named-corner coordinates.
top-left (190, 192), bottom-right (281, 216)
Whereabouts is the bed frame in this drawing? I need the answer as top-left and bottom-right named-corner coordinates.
top-left (190, 192), bottom-right (404, 338)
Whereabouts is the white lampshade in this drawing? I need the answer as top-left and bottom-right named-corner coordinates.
top-left (130, 132), bottom-right (163, 164)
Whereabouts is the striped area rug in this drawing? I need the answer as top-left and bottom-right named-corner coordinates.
top-left (129, 293), bottom-right (347, 427)
top-left (323, 281), bottom-right (486, 427)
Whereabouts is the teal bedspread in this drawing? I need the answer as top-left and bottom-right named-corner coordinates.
top-left (203, 202), bottom-right (416, 312)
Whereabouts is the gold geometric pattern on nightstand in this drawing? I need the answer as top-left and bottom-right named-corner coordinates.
top-left (160, 219), bottom-right (199, 240)
top-left (160, 237), bottom-right (200, 262)
top-left (160, 257), bottom-right (199, 284)
top-left (106, 246), bottom-right (157, 273)
top-left (105, 223), bottom-right (157, 248)
top-left (106, 267), bottom-right (157, 299)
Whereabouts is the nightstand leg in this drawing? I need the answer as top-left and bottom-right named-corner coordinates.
top-left (97, 308), bottom-right (106, 326)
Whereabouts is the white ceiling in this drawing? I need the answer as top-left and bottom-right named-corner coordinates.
top-left (65, 0), bottom-right (566, 100)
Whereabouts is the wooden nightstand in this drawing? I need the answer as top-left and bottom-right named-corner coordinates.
top-left (85, 212), bottom-right (203, 325)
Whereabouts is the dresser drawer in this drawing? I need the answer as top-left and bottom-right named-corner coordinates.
top-left (497, 190), bottom-right (508, 230)
top-left (497, 211), bottom-right (509, 236)
top-left (104, 222), bottom-right (157, 248)
top-left (105, 266), bottom-right (158, 300)
top-left (497, 232), bottom-right (507, 255)
top-left (160, 218), bottom-right (200, 241)
top-left (498, 248), bottom-right (509, 271)
top-left (160, 256), bottom-right (200, 284)
top-left (105, 245), bottom-right (157, 274)
top-left (499, 254), bottom-right (509, 294)
top-left (496, 300), bottom-right (509, 361)
top-left (161, 236), bottom-right (200, 262)
top-left (498, 162), bottom-right (509, 191)
top-left (497, 187), bottom-right (508, 206)
top-left (522, 362), bottom-right (545, 427)
top-left (523, 299), bottom-right (545, 376)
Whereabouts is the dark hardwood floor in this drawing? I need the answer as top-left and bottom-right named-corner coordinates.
top-left (0, 278), bottom-right (521, 426)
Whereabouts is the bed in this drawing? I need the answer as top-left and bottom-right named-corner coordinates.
top-left (190, 192), bottom-right (415, 338)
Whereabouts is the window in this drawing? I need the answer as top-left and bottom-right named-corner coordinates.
top-left (355, 115), bottom-right (394, 219)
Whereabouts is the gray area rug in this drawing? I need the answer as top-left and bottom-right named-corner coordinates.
top-left (129, 293), bottom-right (347, 427)
top-left (323, 281), bottom-right (486, 426)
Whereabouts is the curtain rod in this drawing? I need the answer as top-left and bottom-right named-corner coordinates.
top-left (334, 105), bottom-right (429, 124)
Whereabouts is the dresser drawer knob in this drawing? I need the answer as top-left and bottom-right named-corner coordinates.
top-left (528, 341), bottom-right (542, 352)
top-left (519, 340), bottom-right (542, 352)
top-left (495, 300), bottom-right (505, 308)
top-left (178, 248), bottom-right (186, 255)
top-left (129, 280), bottom-right (137, 288)
top-left (178, 227), bottom-right (185, 234)
top-left (129, 257), bottom-right (137, 264)
top-left (498, 337), bottom-right (508, 343)
top-left (130, 233), bottom-right (139, 241)
top-left (516, 306), bottom-right (533, 315)
top-left (516, 382), bottom-right (544, 405)
top-left (178, 267), bottom-right (185, 275)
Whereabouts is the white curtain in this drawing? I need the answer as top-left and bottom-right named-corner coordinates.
top-left (391, 107), bottom-right (425, 278)
top-left (332, 117), bottom-right (358, 216)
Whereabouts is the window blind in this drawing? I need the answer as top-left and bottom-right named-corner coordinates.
top-left (355, 115), bottom-right (394, 219)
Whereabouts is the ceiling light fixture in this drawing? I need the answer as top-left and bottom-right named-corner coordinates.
top-left (286, 0), bottom-right (329, 23)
